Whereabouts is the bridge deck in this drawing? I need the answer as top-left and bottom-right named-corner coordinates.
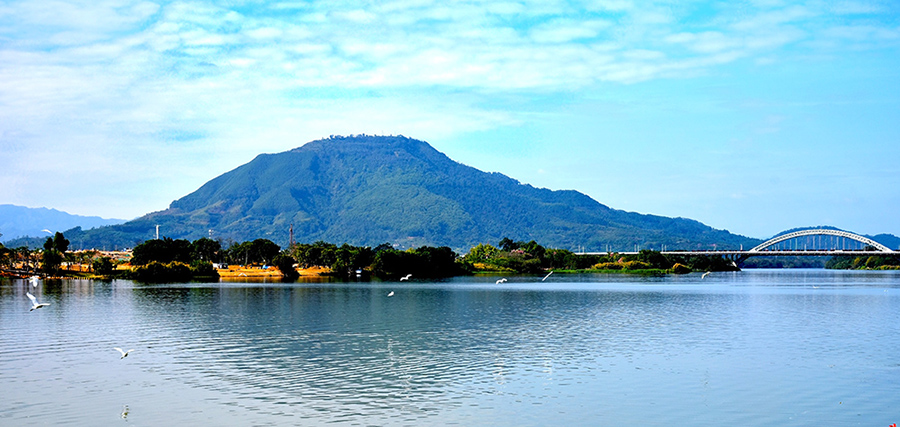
top-left (577, 250), bottom-right (895, 256)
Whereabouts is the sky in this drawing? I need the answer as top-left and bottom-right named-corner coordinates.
top-left (1, 0), bottom-right (898, 240)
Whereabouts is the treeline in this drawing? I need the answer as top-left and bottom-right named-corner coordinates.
top-left (290, 241), bottom-right (467, 279)
top-left (128, 237), bottom-right (295, 282)
top-left (3, 231), bottom-right (745, 282)
top-left (464, 238), bottom-right (739, 274)
top-left (826, 254), bottom-right (900, 270)
top-left (0, 231), bottom-right (111, 276)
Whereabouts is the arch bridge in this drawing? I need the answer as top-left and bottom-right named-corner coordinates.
top-left (580, 228), bottom-right (895, 265)
top-left (747, 229), bottom-right (892, 253)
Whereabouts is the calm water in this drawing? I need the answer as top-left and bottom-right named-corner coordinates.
top-left (1, 270), bottom-right (899, 426)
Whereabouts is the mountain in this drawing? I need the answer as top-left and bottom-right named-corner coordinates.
top-left (0, 204), bottom-right (126, 243)
top-left (53, 135), bottom-right (759, 251)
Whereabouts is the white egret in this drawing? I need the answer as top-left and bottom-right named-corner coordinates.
top-left (495, 278), bottom-right (507, 284)
top-left (541, 271), bottom-right (553, 281)
top-left (26, 292), bottom-right (50, 311)
top-left (29, 275), bottom-right (39, 288)
top-left (114, 347), bottom-right (134, 359)
top-left (387, 291), bottom-right (395, 297)
top-left (400, 274), bottom-right (412, 281)
top-left (701, 271), bottom-right (711, 279)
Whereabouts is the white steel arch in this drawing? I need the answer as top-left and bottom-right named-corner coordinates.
top-left (749, 229), bottom-right (893, 253)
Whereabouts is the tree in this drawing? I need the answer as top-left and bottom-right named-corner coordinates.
top-left (131, 238), bottom-right (192, 265)
top-left (519, 240), bottom-right (545, 260)
top-left (250, 239), bottom-right (281, 265)
top-left (464, 243), bottom-right (500, 262)
top-left (0, 243), bottom-right (10, 268)
top-left (371, 246), bottom-right (466, 279)
top-left (498, 237), bottom-right (518, 252)
top-left (40, 232), bottom-right (70, 273)
top-left (53, 232), bottom-right (70, 253)
top-left (225, 239), bottom-right (281, 265)
top-left (41, 249), bottom-right (63, 274)
top-left (273, 253), bottom-right (299, 280)
top-left (191, 238), bottom-right (221, 262)
top-left (92, 257), bottom-right (115, 275)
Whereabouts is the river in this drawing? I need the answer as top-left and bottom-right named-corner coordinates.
top-left (1, 269), bottom-right (898, 426)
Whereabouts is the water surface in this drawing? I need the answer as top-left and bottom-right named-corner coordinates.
top-left (2, 270), bottom-right (898, 426)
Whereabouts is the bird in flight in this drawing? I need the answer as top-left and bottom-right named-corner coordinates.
top-left (495, 278), bottom-right (507, 284)
top-left (26, 292), bottom-right (50, 311)
top-left (114, 348), bottom-right (134, 359)
top-left (541, 271), bottom-right (553, 281)
top-left (702, 271), bottom-right (711, 279)
top-left (400, 274), bottom-right (412, 281)
top-left (29, 275), bottom-right (39, 288)
top-left (387, 291), bottom-right (395, 297)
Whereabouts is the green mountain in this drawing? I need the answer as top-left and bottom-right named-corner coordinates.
top-left (59, 135), bottom-right (759, 251)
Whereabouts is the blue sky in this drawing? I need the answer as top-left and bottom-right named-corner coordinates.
top-left (1, 0), bottom-right (898, 240)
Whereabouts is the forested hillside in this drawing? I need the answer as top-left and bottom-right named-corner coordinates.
top-left (53, 135), bottom-right (758, 251)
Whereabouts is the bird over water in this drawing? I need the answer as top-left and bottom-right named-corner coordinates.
top-left (114, 348), bottom-right (134, 359)
top-left (26, 292), bottom-right (50, 311)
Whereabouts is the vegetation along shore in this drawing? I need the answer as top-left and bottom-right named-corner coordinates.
top-left (2, 232), bottom-right (898, 283)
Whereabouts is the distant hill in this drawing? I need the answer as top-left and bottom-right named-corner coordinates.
top-left (0, 205), bottom-right (126, 244)
top-left (52, 135), bottom-right (760, 251)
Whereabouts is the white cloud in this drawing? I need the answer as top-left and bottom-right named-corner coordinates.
top-left (583, 0), bottom-right (633, 12)
top-left (530, 19), bottom-right (610, 43)
top-left (2, 0), bottom-right (899, 223)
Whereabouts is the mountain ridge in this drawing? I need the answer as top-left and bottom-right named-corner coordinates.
top-left (0, 204), bottom-right (126, 243)
top-left (12, 135), bottom-right (761, 251)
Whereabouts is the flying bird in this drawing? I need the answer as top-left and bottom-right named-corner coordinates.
top-left (541, 271), bottom-right (553, 281)
top-left (29, 275), bottom-right (39, 288)
top-left (387, 291), bottom-right (395, 297)
top-left (701, 271), bottom-right (711, 279)
top-left (26, 292), bottom-right (50, 311)
top-left (400, 274), bottom-right (412, 281)
top-left (495, 278), bottom-right (507, 284)
top-left (114, 347), bottom-right (134, 359)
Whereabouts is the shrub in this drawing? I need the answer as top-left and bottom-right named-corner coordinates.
top-left (592, 262), bottom-right (623, 270)
top-left (190, 260), bottom-right (219, 280)
top-left (132, 261), bottom-right (193, 282)
top-left (620, 261), bottom-right (651, 270)
top-left (669, 263), bottom-right (692, 274)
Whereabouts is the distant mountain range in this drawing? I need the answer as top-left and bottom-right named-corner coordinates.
top-left (8, 135), bottom-right (764, 252)
top-left (0, 204), bottom-right (126, 243)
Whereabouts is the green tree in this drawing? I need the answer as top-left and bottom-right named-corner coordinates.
top-left (0, 243), bottom-right (10, 268)
top-left (498, 237), bottom-right (518, 251)
top-left (191, 238), bottom-right (221, 262)
top-left (53, 232), bottom-right (70, 253)
top-left (92, 257), bottom-right (115, 275)
top-left (250, 239), bottom-right (281, 265)
top-left (225, 239), bottom-right (281, 265)
top-left (131, 238), bottom-right (192, 265)
top-left (273, 253), bottom-right (299, 280)
top-left (41, 249), bottom-right (63, 274)
top-left (519, 240), bottom-right (546, 260)
top-left (464, 243), bottom-right (500, 262)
